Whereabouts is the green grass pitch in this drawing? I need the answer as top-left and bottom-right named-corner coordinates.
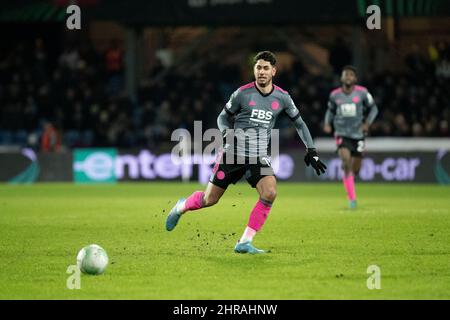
top-left (0, 182), bottom-right (449, 299)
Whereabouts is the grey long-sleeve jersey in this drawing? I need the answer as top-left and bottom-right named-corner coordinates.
top-left (217, 82), bottom-right (315, 157)
top-left (324, 85), bottom-right (378, 140)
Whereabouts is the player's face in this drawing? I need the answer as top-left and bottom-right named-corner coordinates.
top-left (341, 70), bottom-right (357, 87)
top-left (254, 60), bottom-right (276, 87)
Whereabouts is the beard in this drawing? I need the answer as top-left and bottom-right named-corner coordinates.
top-left (257, 77), bottom-right (271, 87)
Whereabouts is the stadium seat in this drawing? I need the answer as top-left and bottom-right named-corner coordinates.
top-left (83, 130), bottom-right (94, 146)
top-left (64, 130), bottom-right (81, 148)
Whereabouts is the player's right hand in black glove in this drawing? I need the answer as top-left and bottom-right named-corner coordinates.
top-left (304, 148), bottom-right (327, 176)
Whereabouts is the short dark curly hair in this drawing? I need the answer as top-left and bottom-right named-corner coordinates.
top-left (253, 51), bottom-right (277, 66)
top-left (342, 65), bottom-right (357, 75)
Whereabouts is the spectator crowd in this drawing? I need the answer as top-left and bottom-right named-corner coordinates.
top-left (0, 37), bottom-right (449, 151)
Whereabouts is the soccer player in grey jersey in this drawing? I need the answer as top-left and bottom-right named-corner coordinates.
top-left (324, 65), bottom-right (378, 209)
top-left (166, 51), bottom-right (326, 254)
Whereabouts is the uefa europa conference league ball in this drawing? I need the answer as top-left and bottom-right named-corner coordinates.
top-left (76, 244), bottom-right (109, 275)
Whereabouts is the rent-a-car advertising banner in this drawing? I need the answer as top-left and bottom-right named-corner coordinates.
top-left (74, 149), bottom-right (450, 184)
top-left (1, 149), bottom-right (449, 184)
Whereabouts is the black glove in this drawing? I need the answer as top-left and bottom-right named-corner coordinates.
top-left (304, 148), bottom-right (327, 176)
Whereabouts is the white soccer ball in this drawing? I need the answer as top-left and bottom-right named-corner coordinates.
top-left (76, 244), bottom-right (109, 275)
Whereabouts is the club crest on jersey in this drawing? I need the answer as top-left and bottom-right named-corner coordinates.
top-left (340, 103), bottom-right (357, 117)
top-left (271, 100), bottom-right (279, 110)
top-left (250, 109), bottom-right (273, 124)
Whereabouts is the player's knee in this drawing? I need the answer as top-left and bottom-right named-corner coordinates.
top-left (262, 189), bottom-right (277, 203)
top-left (352, 162), bottom-right (362, 175)
top-left (341, 161), bottom-right (351, 172)
top-left (203, 193), bottom-right (220, 207)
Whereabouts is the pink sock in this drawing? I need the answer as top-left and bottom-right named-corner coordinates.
top-left (343, 174), bottom-right (356, 201)
top-left (247, 199), bottom-right (272, 232)
top-left (183, 191), bottom-right (204, 212)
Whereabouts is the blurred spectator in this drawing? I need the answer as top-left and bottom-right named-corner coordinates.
top-left (428, 41), bottom-right (439, 63)
top-left (104, 39), bottom-right (124, 94)
top-left (105, 39), bottom-right (123, 74)
top-left (41, 122), bottom-right (61, 152)
top-left (105, 39), bottom-right (123, 76)
top-left (436, 59), bottom-right (450, 78)
top-left (59, 45), bottom-right (80, 70)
